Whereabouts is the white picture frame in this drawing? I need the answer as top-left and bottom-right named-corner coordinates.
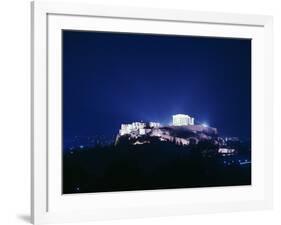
top-left (31, 1), bottom-right (273, 224)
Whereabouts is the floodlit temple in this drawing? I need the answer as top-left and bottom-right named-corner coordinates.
top-left (172, 114), bottom-right (194, 126)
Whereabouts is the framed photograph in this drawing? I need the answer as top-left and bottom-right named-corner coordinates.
top-left (31, 1), bottom-right (273, 224)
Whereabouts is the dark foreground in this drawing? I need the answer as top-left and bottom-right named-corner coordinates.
top-left (63, 141), bottom-right (251, 194)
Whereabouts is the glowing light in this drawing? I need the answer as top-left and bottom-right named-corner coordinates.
top-left (239, 161), bottom-right (251, 165)
top-left (202, 123), bottom-right (208, 127)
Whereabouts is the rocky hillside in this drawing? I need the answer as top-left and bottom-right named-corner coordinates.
top-left (115, 125), bottom-right (219, 147)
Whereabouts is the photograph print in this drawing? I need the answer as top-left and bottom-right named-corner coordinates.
top-left (63, 30), bottom-right (251, 194)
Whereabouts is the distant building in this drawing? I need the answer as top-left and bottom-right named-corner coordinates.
top-left (119, 122), bottom-right (146, 136)
top-left (139, 128), bottom-right (146, 135)
top-left (172, 114), bottom-right (194, 126)
top-left (149, 122), bottom-right (161, 128)
top-left (218, 148), bottom-right (236, 156)
top-left (119, 122), bottom-right (161, 136)
top-left (218, 148), bottom-right (235, 154)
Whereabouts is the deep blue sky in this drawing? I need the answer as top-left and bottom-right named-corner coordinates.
top-left (63, 30), bottom-right (251, 141)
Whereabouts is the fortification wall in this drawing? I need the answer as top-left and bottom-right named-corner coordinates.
top-left (186, 125), bottom-right (218, 135)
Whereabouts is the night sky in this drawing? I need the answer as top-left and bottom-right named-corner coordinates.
top-left (63, 30), bottom-right (251, 144)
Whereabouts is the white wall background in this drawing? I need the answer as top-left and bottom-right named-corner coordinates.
top-left (0, 0), bottom-right (280, 224)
